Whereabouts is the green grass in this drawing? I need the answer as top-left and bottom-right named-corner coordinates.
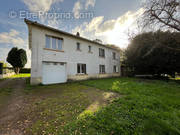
top-left (62, 78), bottom-right (180, 135)
top-left (9, 73), bottom-right (31, 78)
top-left (24, 83), bottom-right (95, 135)
top-left (0, 77), bottom-right (180, 135)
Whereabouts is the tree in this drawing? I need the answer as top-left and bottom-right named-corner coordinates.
top-left (7, 47), bottom-right (27, 74)
top-left (141, 0), bottom-right (180, 32)
top-left (125, 31), bottom-right (180, 77)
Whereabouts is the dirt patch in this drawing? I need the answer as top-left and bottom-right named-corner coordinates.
top-left (0, 78), bottom-right (29, 135)
top-left (79, 87), bottom-right (120, 115)
top-left (0, 79), bottom-right (17, 89)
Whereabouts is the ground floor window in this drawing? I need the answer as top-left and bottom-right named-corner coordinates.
top-left (77, 64), bottom-right (86, 74)
top-left (113, 65), bottom-right (118, 73)
top-left (99, 65), bottom-right (105, 74)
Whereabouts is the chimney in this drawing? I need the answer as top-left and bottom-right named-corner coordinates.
top-left (76, 32), bottom-right (80, 37)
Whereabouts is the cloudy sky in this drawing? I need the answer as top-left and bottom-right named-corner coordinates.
top-left (0, 0), bottom-right (144, 68)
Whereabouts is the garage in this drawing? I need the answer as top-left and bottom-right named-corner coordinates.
top-left (42, 62), bottom-right (67, 85)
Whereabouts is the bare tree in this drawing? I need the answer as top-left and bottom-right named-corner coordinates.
top-left (141, 0), bottom-right (180, 32)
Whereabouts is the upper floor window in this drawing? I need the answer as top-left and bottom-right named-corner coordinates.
top-left (88, 46), bottom-right (92, 52)
top-left (99, 65), bottom-right (105, 74)
top-left (57, 39), bottom-right (63, 50)
top-left (77, 64), bottom-right (86, 74)
top-left (113, 52), bottom-right (116, 60)
top-left (52, 37), bottom-right (56, 49)
top-left (45, 35), bottom-right (63, 51)
top-left (77, 42), bottom-right (81, 50)
top-left (99, 48), bottom-right (105, 57)
top-left (45, 36), bottom-right (51, 48)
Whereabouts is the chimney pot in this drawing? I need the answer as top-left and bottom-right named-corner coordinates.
top-left (76, 32), bottom-right (80, 37)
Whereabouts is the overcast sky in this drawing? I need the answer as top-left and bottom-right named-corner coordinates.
top-left (0, 0), bottom-right (144, 68)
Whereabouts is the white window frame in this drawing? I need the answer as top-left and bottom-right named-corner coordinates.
top-left (113, 52), bottom-right (116, 60)
top-left (45, 36), bottom-right (51, 49)
top-left (113, 65), bottom-right (119, 73)
top-left (45, 35), bottom-right (63, 51)
top-left (52, 37), bottom-right (57, 50)
top-left (99, 65), bottom-right (105, 74)
top-left (88, 45), bottom-right (92, 52)
top-left (77, 63), bottom-right (86, 74)
top-left (99, 48), bottom-right (105, 57)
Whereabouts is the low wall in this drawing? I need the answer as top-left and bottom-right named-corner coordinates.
top-left (0, 72), bottom-right (15, 79)
top-left (30, 73), bottom-right (121, 85)
top-left (68, 73), bottom-right (121, 81)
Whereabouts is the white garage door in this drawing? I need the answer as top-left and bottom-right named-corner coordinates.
top-left (42, 62), bottom-right (67, 85)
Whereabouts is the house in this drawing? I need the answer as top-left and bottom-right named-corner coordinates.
top-left (25, 19), bottom-right (121, 85)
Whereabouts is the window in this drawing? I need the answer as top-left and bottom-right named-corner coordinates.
top-left (113, 65), bottom-right (118, 73)
top-left (57, 39), bottom-right (62, 50)
top-left (77, 64), bottom-right (86, 74)
top-left (45, 35), bottom-right (63, 50)
top-left (45, 36), bottom-right (51, 48)
top-left (113, 52), bottom-right (116, 60)
top-left (99, 48), bottom-right (105, 57)
top-left (88, 46), bottom-right (92, 52)
top-left (99, 65), bottom-right (105, 74)
top-left (77, 42), bottom-right (81, 50)
top-left (52, 37), bottom-right (56, 49)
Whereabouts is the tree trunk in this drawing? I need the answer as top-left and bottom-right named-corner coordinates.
top-left (17, 67), bottom-right (20, 74)
top-left (14, 67), bottom-right (20, 74)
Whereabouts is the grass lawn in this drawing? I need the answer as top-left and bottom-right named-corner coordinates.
top-left (9, 73), bottom-right (31, 78)
top-left (0, 77), bottom-right (180, 135)
top-left (64, 78), bottom-right (180, 135)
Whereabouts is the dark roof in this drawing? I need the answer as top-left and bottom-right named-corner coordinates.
top-left (24, 19), bottom-right (119, 51)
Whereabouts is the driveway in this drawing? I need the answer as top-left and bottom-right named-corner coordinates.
top-left (0, 78), bottom-right (119, 135)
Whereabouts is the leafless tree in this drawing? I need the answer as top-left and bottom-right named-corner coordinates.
top-left (141, 0), bottom-right (180, 32)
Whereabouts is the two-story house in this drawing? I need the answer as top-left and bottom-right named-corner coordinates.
top-left (25, 19), bottom-right (121, 85)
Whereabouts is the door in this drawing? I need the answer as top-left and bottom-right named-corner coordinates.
top-left (42, 62), bottom-right (67, 85)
